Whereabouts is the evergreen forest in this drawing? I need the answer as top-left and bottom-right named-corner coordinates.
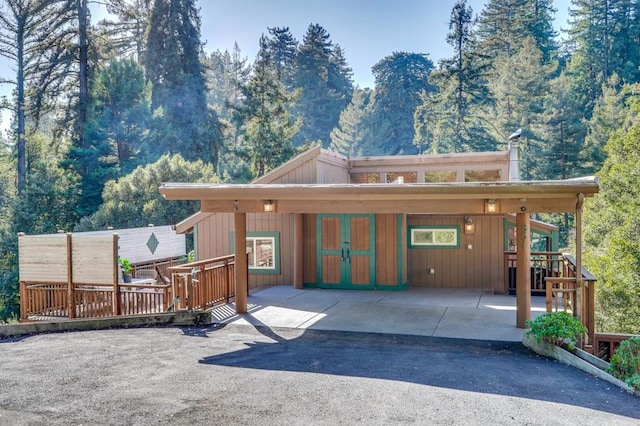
top-left (0, 0), bottom-right (639, 333)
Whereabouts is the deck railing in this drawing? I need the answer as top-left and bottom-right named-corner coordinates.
top-left (504, 251), bottom-right (565, 296)
top-left (20, 256), bottom-right (184, 321)
top-left (504, 251), bottom-right (597, 352)
top-left (167, 254), bottom-right (241, 311)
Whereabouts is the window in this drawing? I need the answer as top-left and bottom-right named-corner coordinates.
top-left (350, 172), bottom-right (380, 183)
top-left (465, 169), bottom-right (501, 182)
top-left (247, 236), bottom-right (274, 269)
top-left (230, 232), bottom-right (280, 274)
top-left (424, 171), bottom-right (457, 182)
top-left (408, 226), bottom-right (460, 248)
top-left (386, 172), bottom-right (417, 183)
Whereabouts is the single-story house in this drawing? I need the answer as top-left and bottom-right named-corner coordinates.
top-left (160, 145), bottom-right (599, 329)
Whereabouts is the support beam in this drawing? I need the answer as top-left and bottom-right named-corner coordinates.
top-left (516, 212), bottom-right (531, 328)
top-left (234, 213), bottom-right (248, 314)
top-left (293, 214), bottom-right (304, 289)
top-left (575, 194), bottom-right (585, 324)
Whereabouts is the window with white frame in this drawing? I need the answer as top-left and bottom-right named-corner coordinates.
top-left (231, 231), bottom-right (280, 274)
top-left (246, 236), bottom-right (275, 269)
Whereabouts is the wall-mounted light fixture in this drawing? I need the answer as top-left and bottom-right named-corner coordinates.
top-left (263, 200), bottom-right (275, 213)
top-left (484, 198), bottom-right (499, 213)
top-left (464, 216), bottom-right (475, 234)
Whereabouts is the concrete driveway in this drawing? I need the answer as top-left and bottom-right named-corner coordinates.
top-left (1, 324), bottom-right (638, 425)
top-left (211, 286), bottom-right (549, 341)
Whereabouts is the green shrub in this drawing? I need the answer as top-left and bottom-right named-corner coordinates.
top-left (608, 336), bottom-right (640, 390)
top-left (525, 311), bottom-right (586, 349)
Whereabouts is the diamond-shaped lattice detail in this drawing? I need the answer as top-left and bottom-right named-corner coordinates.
top-left (146, 232), bottom-right (159, 254)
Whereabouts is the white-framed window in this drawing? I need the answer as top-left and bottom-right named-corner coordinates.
top-left (246, 236), bottom-right (275, 270)
top-left (231, 232), bottom-right (280, 275)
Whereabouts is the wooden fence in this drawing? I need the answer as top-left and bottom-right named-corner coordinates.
top-left (167, 254), bottom-right (242, 311)
top-left (18, 232), bottom-right (188, 321)
top-left (593, 333), bottom-right (640, 361)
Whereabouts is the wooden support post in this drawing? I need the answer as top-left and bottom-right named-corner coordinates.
top-left (234, 213), bottom-right (248, 314)
top-left (516, 212), bottom-right (531, 328)
top-left (67, 233), bottom-right (75, 319)
top-left (293, 213), bottom-right (304, 289)
top-left (112, 234), bottom-right (120, 316)
top-left (575, 193), bottom-right (588, 347)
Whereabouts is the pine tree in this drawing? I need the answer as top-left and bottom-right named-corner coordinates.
top-left (0, 0), bottom-right (76, 194)
top-left (233, 36), bottom-right (300, 177)
top-left (98, 0), bottom-right (152, 61)
top-left (583, 95), bottom-right (640, 333)
top-left (145, 0), bottom-right (222, 166)
top-left (419, 0), bottom-right (496, 153)
top-left (368, 52), bottom-right (436, 155)
top-left (534, 72), bottom-right (586, 180)
top-left (266, 26), bottom-right (297, 89)
top-left (329, 87), bottom-right (373, 156)
top-left (487, 37), bottom-right (557, 162)
top-left (477, 0), bottom-right (558, 61)
top-left (582, 75), bottom-right (639, 173)
top-left (292, 24), bottom-right (353, 147)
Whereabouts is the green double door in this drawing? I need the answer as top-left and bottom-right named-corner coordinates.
top-left (316, 214), bottom-right (375, 289)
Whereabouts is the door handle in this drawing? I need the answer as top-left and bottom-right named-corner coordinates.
top-left (346, 248), bottom-right (350, 263)
top-left (341, 248), bottom-right (345, 261)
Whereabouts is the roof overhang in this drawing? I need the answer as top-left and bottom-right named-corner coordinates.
top-left (160, 177), bottom-right (599, 215)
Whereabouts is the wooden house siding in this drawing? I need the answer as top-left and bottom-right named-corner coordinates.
top-left (196, 212), bottom-right (294, 289)
top-left (303, 214), bottom-right (317, 284)
top-left (375, 214), bottom-right (399, 285)
top-left (316, 159), bottom-right (349, 183)
top-left (407, 215), bottom-right (505, 292)
top-left (268, 159), bottom-right (317, 184)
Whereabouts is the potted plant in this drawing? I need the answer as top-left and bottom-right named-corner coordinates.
top-left (119, 258), bottom-right (133, 283)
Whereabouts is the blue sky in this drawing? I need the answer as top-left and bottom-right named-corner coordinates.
top-left (199, 0), bottom-right (571, 88)
top-left (0, 0), bottom-right (571, 133)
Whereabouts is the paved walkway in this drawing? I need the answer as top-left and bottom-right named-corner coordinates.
top-left (210, 286), bottom-right (549, 342)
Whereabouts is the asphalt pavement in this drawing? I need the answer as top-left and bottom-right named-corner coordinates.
top-left (1, 324), bottom-right (638, 425)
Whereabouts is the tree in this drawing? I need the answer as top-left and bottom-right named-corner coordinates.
top-left (487, 37), bottom-right (557, 175)
top-left (565, 0), bottom-right (640, 114)
top-left (75, 154), bottom-right (218, 231)
top-left (583, 75), bottom-right (639, 173)
top-left (367, 52), bottom-right (436, 155)
top-left (583, 96), bottom-right (640, 333)
top-left (0, 0), bottom-right (76, 194)
top-left (329, 87), bottom-right (373, 156)
top-left (232, 36), bottom-right (300, 177)
top-left (97, 0), bottom-right (152, 61)
top-left (70, 58), bottom-right (152, 216)
top-left (145, 0), bottom-right (222, 165)
top-left (266, 26), bottom-right (297, 89)
top-left (418, 0), bottom-right (496, 153)
top-left (477, 0), bottom-right (558, 61)
top-left (292, 24), bottom-right (353, 147)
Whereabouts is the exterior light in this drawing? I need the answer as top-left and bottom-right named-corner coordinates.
top-left (464, 216), bottom-right (475, 234)
top-left (263, 200), bottom-right (275, 213)
top-left (484, 199), bottom-right (499, 213)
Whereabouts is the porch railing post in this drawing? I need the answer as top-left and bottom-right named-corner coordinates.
top-left (186, 274), bottom-right (193, 310)
top-left (112, 234), bottom-right (120, 316)
top-left (19, 281), bottom-right (27, 320)
top-left (66, 233), bottom-right (75, 319)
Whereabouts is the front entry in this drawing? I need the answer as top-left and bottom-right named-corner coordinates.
top-left (317, 214), bottom-right (375, 289)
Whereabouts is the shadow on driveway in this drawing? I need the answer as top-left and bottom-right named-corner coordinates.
top-left (197, 323), bottom-right (639, 420)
